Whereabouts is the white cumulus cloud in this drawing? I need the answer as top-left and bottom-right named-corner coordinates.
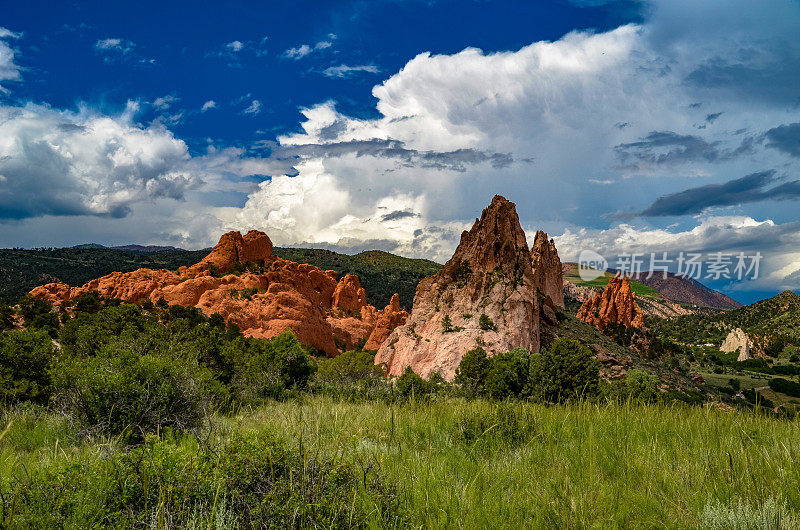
top-left (0, 101), bottom-right (194, 219)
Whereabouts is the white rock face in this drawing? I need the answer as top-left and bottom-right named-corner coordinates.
top-left (721, 328), bottom-right (752, 361)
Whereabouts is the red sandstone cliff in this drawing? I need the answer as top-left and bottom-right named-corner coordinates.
top-left (30, 230), bottom-right (405, 356)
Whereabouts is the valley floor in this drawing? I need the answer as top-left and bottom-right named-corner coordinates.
top-left (3, 396), bottom-right (800, 528)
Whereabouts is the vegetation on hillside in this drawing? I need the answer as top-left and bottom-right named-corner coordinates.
top-left (0, 246), bottom-right (441, 309)
top-left (648, 290), bottom-right (800, 346)
top-left (562, 263), bottom-right (661, 299)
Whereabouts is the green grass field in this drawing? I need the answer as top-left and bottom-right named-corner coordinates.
top-left (3, 397), bottom-right (800, 528)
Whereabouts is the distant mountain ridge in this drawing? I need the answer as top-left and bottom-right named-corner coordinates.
top-left (73, 243), bottom-right (185, 253)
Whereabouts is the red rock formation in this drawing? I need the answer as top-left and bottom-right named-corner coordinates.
top-left (531, 230), bottom-right (564, 309)
top-left (197, 230), bottom-right (273, 273)
top-left (332, 274), bottom-right (368, 316)
top-left (576, 275), bottom-right (644, 331)
top-left (375, 195), bottom-right (539, 380)
top-left (29, 231), bottom-right (405, 356)
top-left (364, 294), bottom-right (409, 351)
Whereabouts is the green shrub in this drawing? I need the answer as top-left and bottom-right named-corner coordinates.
top-left (228, 329), bottom-right (315, 403)
top-left (0, 329), bottom-right (56, 403)
top-left (529, 338), bottom-right (600, 403)
top-left (73, 291), bottom-right (103, 314)
top-left (479, 313), bottom-right (497, 331)
top-left (454, 346), bottom-right (492, 397)
top-left (0, 303), bottom-right (14, 330)
top-left (51, 347), bottom-right (216, 441)
top-left (442, 315), bottom-right (454, 333)
top-left (396, 366), bottom-right (434, 398)
top-left (768, 377), bottom-right (800, 398)
top-left (743, 388), bottom-right (775, 409)
top-left (312, 350), bottom-right (391, 401)
top-left (608, 368), bottom-right (660, 402)
top-left (484, 347), bottom-right (530, 399)
top-left (315, 349), bottom-right (382, 384)
top-left (18, 296), bottom-right (59, 334)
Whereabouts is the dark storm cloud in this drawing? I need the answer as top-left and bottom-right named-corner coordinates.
top-left (763, 122), bottom-right (800, 158)
top-left (614, 130), bottom-right (755, 167)
top-left (381, 210), bottom-right (418, 222)
top-left (282, 139), bottom-right (515, 172)
top-left (705, 112), bottom-right (722, 123)
top-left (686, 52), bottom-right (800, 107)
top-left (638, 170), bottom-right (800, 217)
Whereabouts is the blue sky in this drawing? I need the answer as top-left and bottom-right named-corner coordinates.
top-left (3, 0), bottom-right (641, 153)
top-left (1, 0), bottom-right (799, 303)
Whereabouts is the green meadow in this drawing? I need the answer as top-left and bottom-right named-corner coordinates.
top-left (2, 397), bottom-right (799, 528)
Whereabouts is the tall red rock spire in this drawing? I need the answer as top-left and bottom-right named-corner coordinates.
top-left (375, 195), bottom-right (540, 380)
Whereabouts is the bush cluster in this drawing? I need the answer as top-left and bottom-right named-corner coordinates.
top-left (0, 300), bottom-right (316, 442)
top-left (455, 338), bottom-right (601, 403)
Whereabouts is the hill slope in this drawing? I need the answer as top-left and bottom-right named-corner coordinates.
top-left (623, 271), bottom-right (742, 309)
top-left (648, 291), bottom-right (800, 345)
top-left (0, 246), bottom-right (441, 309)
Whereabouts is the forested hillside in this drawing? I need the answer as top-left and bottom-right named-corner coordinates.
top-left (0, 246), bottom-right (441, 309)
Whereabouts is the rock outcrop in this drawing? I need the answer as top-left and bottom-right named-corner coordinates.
top-left (720, 328), bottom-right (752, 361)
top-left (197, 230), bottom-right (273, 273)
top-left (364, 294), bottom-right (409, 351)
top-left (375, 195), bottom-right (539, 380)
top-left (531, 230), bottom-right (564, 325)
top-left (576, 276), bottom-right (644, 331)
top-left (30, 231), bottom-right (405, 356)
top-left (531, 230), bottom-right (564, 309)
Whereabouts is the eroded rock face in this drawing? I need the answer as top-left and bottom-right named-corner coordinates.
top-left (332, 274), bottom-right (368, 316)
top-left (30, 231), bottom-right (404, 356)
top-left (721, 328), bottom-right (752, 361)
top-left (375, 195), bottom-right (539, 380)
top-left (198, 230), bottom-right (273, 273)
top-left (531, 230), bottom-right (565, 309)
top-left (364, 294), bottom-right (409, 351)
top-left (576, 276), bottom-right (644, 331)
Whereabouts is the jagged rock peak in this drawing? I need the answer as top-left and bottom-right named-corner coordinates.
top-left (576, 275), bottom-right (644, 331)
top-left (443, 195), bottom-right (533, 280)
top-left (200, 230), bottom-right (273, 272)
top-left (531, 230), bottom-right (565, 310)
top-left (375, 195), bottom-right (539, 380)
